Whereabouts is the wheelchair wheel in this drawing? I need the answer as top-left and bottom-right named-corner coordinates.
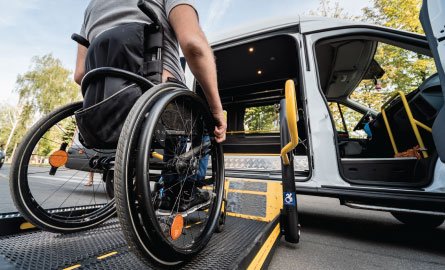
top-left (215, 193), bottom-right (227, 233)
top-left (115, 86), bottom-right (224, 266)
top-left (9, 102), bottom-right (116, 233)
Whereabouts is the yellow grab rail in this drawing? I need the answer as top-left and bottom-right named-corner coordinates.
top-left (226, 130), bottom-right (279, 135)
top-left (381, 91), bottom-right (432, 158)
top-left (280, 80), bottom-right (299, 165)
top-left (151, 151), bottom-right (164, 160)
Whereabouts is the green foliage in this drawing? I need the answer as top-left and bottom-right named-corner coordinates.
top-left (352, 43), bottom-right (436, 112)
top-left (309, 0), bottom-right (357, 20)
top-left (61, 118), bottom-right (77, 144)
top-left (32, 117), bottom-right (76, 159)
top-left (313, 0), bottom-right (437, 139)
top-left (363, 0), bottom-right (423, 33)
top-left (0, 104), bottom-right (16, 147)
top-left (351, 0), bottom-right (436, 113)
top-left (244, 105), bottom-right (279, 132)
top-left (0, 54), bottom-right (81, 159)
top-left (16, 54), bottom-right (80, 115)
top-left (329, 102), bottom-right (367, 138)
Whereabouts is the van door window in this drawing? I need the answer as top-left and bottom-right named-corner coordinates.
top-left (328, 102), bottom-right (366, 139)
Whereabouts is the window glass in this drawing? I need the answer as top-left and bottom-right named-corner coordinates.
top-left (350, 42), bottom-right (437, 111)
top-left (244, 104), bottom-right (279, 133)
top-left (329, 102), bottom-right (346, 132)
top-left (328, 102), bottom-right (367, 139)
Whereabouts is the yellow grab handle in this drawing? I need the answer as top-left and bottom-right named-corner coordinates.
top-left (151, 151), bottom-right (163, 160)
top-left (381, 91), bottom-right (431, 158)
top-left (280, 80), bottom-right (299, 165)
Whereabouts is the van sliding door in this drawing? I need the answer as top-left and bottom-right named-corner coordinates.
top-left (420, 0), bottom-right (445, 162)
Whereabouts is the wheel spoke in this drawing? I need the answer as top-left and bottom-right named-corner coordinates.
top-left (12, 102), bottom-right (114, 231)
top-left (149, 96), bottom-right (217, 246)
top-left (116, 92), bottom-right (223, 258)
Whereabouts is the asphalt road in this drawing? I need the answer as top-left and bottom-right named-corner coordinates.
top-left (1, 164), bottom-right (444, 269)
top-left (269, 195), bottom-right (445, 270)
top-left (0, 164), bottom-right (109, 213)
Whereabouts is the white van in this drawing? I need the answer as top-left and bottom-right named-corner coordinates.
top-left (182, 5), bottom-right (445, 228)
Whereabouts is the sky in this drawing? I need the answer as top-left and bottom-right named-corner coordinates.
top-left (0, 0), bottom-right (371, 105)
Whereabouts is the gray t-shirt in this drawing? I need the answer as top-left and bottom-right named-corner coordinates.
top-left (80, 0), bottom-right (197, 83)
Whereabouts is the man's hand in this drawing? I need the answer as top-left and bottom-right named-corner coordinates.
top-left (212, 110), bottom-right (227, 143)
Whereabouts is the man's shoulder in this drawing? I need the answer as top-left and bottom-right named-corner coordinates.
top-left (163, 0), bottom-right (198, 18)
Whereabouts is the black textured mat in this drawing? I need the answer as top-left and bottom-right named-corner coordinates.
top-left (0, 217), bottom-right (271, 270)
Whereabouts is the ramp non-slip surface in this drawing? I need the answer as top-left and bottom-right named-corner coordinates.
top-left (0, 216), bottom-right (275, 270)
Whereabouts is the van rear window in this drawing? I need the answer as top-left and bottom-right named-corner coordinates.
top-left (244, 104), bottom-right (279, 133)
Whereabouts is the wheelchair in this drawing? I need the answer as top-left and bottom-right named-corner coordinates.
top-left (9, 0), bottom-right (225, 265)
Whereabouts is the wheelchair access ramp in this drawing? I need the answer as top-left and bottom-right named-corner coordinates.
top-left (0, 179), bottom-right (282, 270)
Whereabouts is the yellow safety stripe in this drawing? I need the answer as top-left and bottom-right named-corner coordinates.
top-left (247, 224), bottom-right (281, 270)
top-left (185, 221), bottom-right (203, 229)
top-left (63, 251), bottom-right (118, 270)
top-left (97, 251), bottom-right (118, 260)
top-left (225, 179), bottom-right (283, 222)
top-left (227, 212), bottom-right (269, 222)
top-left (63, 264), bottom-right (81, 270)
top-left (228, 189), bottom-right (268, 196)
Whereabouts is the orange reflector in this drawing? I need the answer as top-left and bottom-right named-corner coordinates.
top-left (170, 215), bottom-right (184, 240)
top-left (49, 150), bottom-right (68, 168)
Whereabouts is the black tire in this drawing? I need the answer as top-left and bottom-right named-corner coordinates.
top-left (391, 212), bottom-right (445, 228)
top-left (9, 102), bottom-right (116, 233)
top-left (215, 195), bottom-right (227, 233)
top-left (0, 162), bottom-right (3, 169)
top-left (114, 84), bottom-right (224, 266)
top-left (104, 170), bottom-right (115, 199)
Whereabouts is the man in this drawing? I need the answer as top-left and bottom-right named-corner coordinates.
top-left (74, 0), bottom-right (226, 143)
top-left (74, 0), bottom-right (226, 211)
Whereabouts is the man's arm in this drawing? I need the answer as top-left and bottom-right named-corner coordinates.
top-left (74, 44), bottom-right (88, 85)
top-left (169, 4), bottom-right (226, 143)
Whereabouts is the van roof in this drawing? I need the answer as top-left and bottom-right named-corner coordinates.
top-left (208, 15), bottom-right (424, 46)
top-left (208, 16), bottom-right (358, 45)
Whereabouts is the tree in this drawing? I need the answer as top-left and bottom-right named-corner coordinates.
top-left (363, 0), bottom-right (423, 33)
top-left (15, 54), bottom-right (80, 116)
top-left (244, 105), bottom-right (279, 132)
top-left (309, 0), bottom-right (356, 20)
top-left (354, 0), bottom-right (436, 108)
top-left (2, 54), bottom-right (81, 159)
top-left (309, 0), bottom-right (436, 138)
top-left (0, 104), bottom-right (22, 155)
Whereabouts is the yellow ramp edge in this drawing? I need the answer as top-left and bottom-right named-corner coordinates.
top-left (63, 264), bottom-right (81, 270)
top-left (225, 179), bottom-right (283, 269)
top-left (97, 251), bottom-right (118, 260)
top-left (61, 178), bottom-right (281, 270)
top-left (247, 224), bottom-right (281, 270)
